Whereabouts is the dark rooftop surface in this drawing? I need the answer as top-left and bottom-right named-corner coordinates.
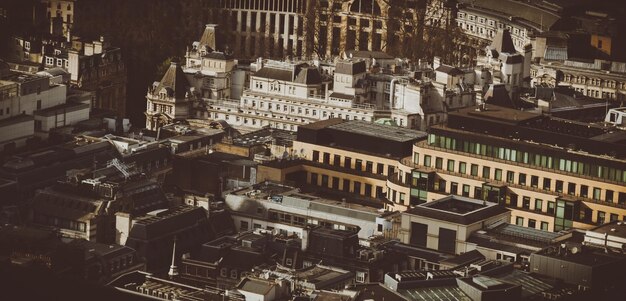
top-left (452, 105), bottom-right (541, 125)
top-left (405, 196), bottom-right (509, 225)
top-left (588, 221), bottom-right (626, 239)
top-left (327, 119), bottom-right (427, 143)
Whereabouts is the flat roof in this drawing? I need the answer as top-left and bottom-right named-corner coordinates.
top-left (327, 120), bottom-right (427, 143)
top-left (588, 221), bottom-right (626, 239)
top-left (451, 105), bottom-right (541, 125)
top-left (399, 285), bottom-right (471, 301)
top-left (405, 196), bottom-right (509, 225)
top-left (35, 102), bottom-right (89, 117)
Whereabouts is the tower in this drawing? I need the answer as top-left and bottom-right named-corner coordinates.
top-left (168, 236), bottom-right (178, 279)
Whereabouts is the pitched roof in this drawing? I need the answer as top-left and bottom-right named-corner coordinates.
top-left (254, 67), bottom-right (293, 82)
top-left (490, 29), bottom-right (516, 54)
top-left (294, 67), bottom-right (322, 85)
top-left (198, 25), bottom-right (217, 51)
top-left (436, 64), bottom-right (464, 76)
top-left (157, 62), bottom-right (191, 99)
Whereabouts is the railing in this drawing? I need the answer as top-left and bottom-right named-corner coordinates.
top-left (387, 172), bottom-right (410, 188)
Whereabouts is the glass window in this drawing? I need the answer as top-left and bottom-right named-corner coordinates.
top-left (462, 184), bottom-right (470, 197)
top-left (555, 180), bottom-right (563, 193)
top-left (522, 197), bottom-right (530, 209)
top-left (482, 166), bottom-right (490, 179)
top-left (471, 164), bottom-right (479, 176)
top-left (494, 169), bottom-right (502, 181)
top-left (541, 222), bottom-right (549, 231)
top-left (547, 201), bottom-right (555, 215)
top-left (506, 171), bottom-right (514, 183)
top-left (450, 182), bottom-right (458, 195)
top-left (593, 188), bottom-right (601, 201)
top-left (535, 199), bottom-right (543, 211)
top-left (543, 178), bottom-right (551, 190)
top-left (355, 159), bottom-right (363, 171)
top-left (606, 190), bottom-right (614, 202)
top-left (459, 162), bottom-right (467, 174)
top-left (423, 155), bottom-right (431, 167)
top-left (516, 217), bottom-right (524, 226)
top-left (435, 157), bottom-right (443, 169)
top-left (580, 185), bottom-right (588, 198)
top-left (528, 219), bottom-right (537, 229)
top-left (568, 183), bottom-right (576, 195)
top-left (531, 176), bottom-right (539, 188)
top-left (519, 173), bottom-right (526, 186)
top-left (447, 160), bottom-right (455, 172)
top-left (597, 211), bottom-right (606, 224)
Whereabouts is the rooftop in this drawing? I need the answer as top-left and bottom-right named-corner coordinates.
top-left (326, 119), bottom-right (427, 143)
top-left (587, 221), bottom-right (626, 239)
top-left (405, 196), bottom-right (510, 225)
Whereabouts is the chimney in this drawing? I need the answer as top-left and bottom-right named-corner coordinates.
top-left (433, 56), bottom-right (441, 70)
top-left (115, 212), bottom-right (132, 245)
top-left (94, 40), bottom-right (103, 55)
top-left (84, 43), bottom-right (94, 56)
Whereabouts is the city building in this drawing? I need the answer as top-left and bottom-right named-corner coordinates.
top-left (43, 0), bottom-right (76, 39)
top-left (0, 59), bottom-right (78, 151)
top-left (395, 104), bottom-right (626, 232)
top-left (399, 195), bottom-right (510, 254)
top-left (224, 182), bottom-right (396, 240)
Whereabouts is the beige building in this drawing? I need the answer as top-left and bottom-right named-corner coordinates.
top-left (394, 105), bottom-right (626, 232)
top-left (398, 195), bottom-right (510, 254)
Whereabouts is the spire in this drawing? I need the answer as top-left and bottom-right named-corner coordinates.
top-left (168, 236), bottom-right (178, 279)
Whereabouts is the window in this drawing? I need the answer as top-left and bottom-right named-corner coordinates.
top-left (377, 163), bottom-right (384, 174)
top-left (220, 268), bottom-right (228, 277)
top-left (568, 183), bottom-right (576, 195)
top-left (506, 171), bottom-right (514, 184)
top-left (435, 157), bottom-right (443, 169)
top-left (356, 272), bottom-right (366, 283)
top-left (365, 161), bottom-right (373, 173)
top-left (447, 160), bottom-right (455, 172)
top-left (580, 185), bottom-right (588, 198)
top-left (471, 164), bottom-right (478, 176)
top-left (535, 199), bottom-right (543, 211)
top-left (522, 197), bottom-right (530, 210)
top-left (516, 217), bottom-right (524, 226)
top-left (555, 180), bottom-right (563, 193)
top-left (462, 184), bottom-right (470, 197)
top-left (240, 221), bottom-right (249, 230)
top-left (311, 173), bottom-right (318, 185)
top-left (519, 173), bottom-right (527, 186)
top-left (597, 211), bottom-right (606, 224)
top-left (344, 157), bottom-right (352, 168)
top-left (323, 152), bottom-right (330, 164)
top-left (231, 270), bottom-right (238, 279)
top-left (528, 219), bottom-right (537, 229)
top-left (606, 190), bottom-right (614, 202)
top-left (494, 169), bottom-right (502, 181)
top-left (459, 162), bottom-right (467, 174)
top-left (312, 150), bottom-right (319, 162)
top-left (333, 154), bottom-right (341, 166)
top-left (482, 166), bottom-right (491, 179)
top-left (423, 155), bottom-right (432, 167)
top-left (355, 159), bottom-right (363, 171)
top-left (543, 178), bottom-right (551, 190)
top-left (541, 222), bottom-right (549, 231)
top-left (450, 182), bottom-right (458, 195)
top-left (593, 188), bottom-right (601, 201)
top-left (531, 176), bottom-right (539, 188)
top-left (547, 201), bottom-right (555, 215)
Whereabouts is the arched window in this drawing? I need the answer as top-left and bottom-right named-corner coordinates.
top-left (350, 0), bottom-right (381, 15)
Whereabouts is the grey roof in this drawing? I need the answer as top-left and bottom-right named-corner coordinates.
top-left (436, 65), bottom-right (464, 76)
top-left (490, 29), bottom-right (516, 54)
top-left (238, 278), bottom-right (275, 295)
top-left (404, 196), bottom-right (510, 225)
top-left (329, 92), bottom-right (355, 100)
top-left (327, 120), bottom-right (427, 142)
top-left (336, 60), bottom-right (367, 75)
top-left (294, 67), bottom-right (322, 84)
top-left (254, 67), bottom-right (293, 82)
top-left (441, 250), bottom-right (485, 267)
top-left (346, 50), bottom-right (395, 60)
top-left (35, 102), bottom-right (89, 117)
top-left (499, 53), bottom-right (524, 64)
top-left (204, 51), bottom-right (233, 60)
top-left (544, 46), bottom-right (568, 61)
top-left (156, 62), bottom-right (191, 99)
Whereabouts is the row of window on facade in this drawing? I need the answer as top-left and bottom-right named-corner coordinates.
top-left (416, 150), bottom-right (626, 204)
top-left (310, 171), bottom-right (385, 200)
top-left (312, 150), bottom-right (395, 176)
